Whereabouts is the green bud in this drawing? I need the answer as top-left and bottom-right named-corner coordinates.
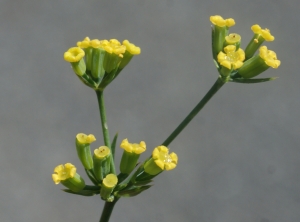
top-left (244, 35), bottom-right (264, 60)
top-left (91, 48), bottom-right (106, 81)
top-left (93, 146), bottom-right (111, 181)
top-left (212, 25), bottom-right (228, 60)
top-left (75, 133), bottom-right (96, 170)
top-left (120, 151), bottom-right (140, 174)
top-left (61, 173), bottom-right (86, 192)
top-left (70, 59), bottom-right (86, 76)
top-left (224, 33), bottom-right (241, 50)
top-left (100, 174), bottom-right (118, 200)
top-left (84, 47), bottom-right (93, 73)
top-left (103, 52), bottom-right (122, 74)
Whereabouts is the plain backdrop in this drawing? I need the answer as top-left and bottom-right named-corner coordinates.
top-left (0, 0), bottom-right (299, 222)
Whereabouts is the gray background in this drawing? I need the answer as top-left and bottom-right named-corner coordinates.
top-left (0, 0), bottom-right (299, 221)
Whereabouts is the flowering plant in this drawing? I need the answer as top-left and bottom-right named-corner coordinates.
top-left (52, 15), bottom-right (280, 222)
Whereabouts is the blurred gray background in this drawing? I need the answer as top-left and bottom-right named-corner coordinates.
top-left (0, 0), bottom-right (299, 221)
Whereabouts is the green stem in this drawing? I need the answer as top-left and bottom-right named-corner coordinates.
top-left (162, 76), bottom-right (227, 146)
top-left (96, 90), bottom-right (116, 174)
top-left (99, 198), bottom-right (119, 222)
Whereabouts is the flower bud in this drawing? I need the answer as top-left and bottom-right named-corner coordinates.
top-left (100, 174), bottom-right (118, 200)
top-left (64, 47), bottom-right (86, 76)
top-left (75, 133), bottom-right (96, 170)
top-left (93, 146), bottom-right (111, 181)
top-left (210, 15), bottom-right (235, 60)
top-left (119, 139), bottom-right (146, 174)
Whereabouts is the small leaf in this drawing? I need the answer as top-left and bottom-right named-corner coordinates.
top-left (85, 169), bottom-right (99, 186)
top-left (62, 189), bottom-right (98, 196)
top-left (230, 77), bottom-right (278, 83)
top-left (111, 133), bottom-right (118, 158)
top-left (133, 180), bottom-right (153, 186)
top-left (115, 185), bottom-right (152, 197)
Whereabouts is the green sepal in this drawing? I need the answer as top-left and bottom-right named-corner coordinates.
top-left (229, 77), bottom-right (278, 84)
top-left (111, 133), bottom-right (118, 159)
top-left (98, 67), bottom-right (119, 90)
top-left (133, 180), bottom-right (153, 186)
top-left (85, 169), bottom-right (99, 186)
top-left (213, 59), bottom-right (220, 70)
top-left (117, 173), bottom-right (129, 185)
top-left (130, 163), bottom-right (157, 183)
top-left (118, 51), bottom-right (134, 70)
top-left (77, 73), bottom-right (98, 89)
top-left (115, 185), bottom-right (152, 197)
top-left (211, 25), bottom-right (215, 59)
top-left (62, 189), bottom-right (98, 196)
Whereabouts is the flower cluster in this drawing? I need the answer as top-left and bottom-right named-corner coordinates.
top-left (52, 133), bottom-right (178, 200)
top-left (64, 37), bottom-right (140, 90)
top-left (210, 15), bottom-right (280, 80)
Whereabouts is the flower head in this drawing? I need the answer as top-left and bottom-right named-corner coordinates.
top-left (217, 45), bottom-right (245, 70)
top-left (225, 33), bottom-right (241, 45)
top-left (120, 138), bottom-right (146, 154)
top-left (143, 146), bottom-right (178, 176)
top-left (76, 133), bottom-right (96, 144)
top-left (259, 46), bottom-right (280, 68)
top-left (94, 146), bottom-right (111, 159)
top-left (210, 15), bottom-right (235, 27)
top-left (52, 163), bottom-right (76, 184)
top-left (151, 146), bottom-right (178, 171)
top-left (103, 174), bottom-right (118, 188)
top-left (238, 46), bottom-right (280, 78)
top-left (77, 37), bottom-right (91, 48)
top-left (64, 47), bottom-right (85, 62)
top-left (93, 146), bottom-right (111, 181)
top-left (100, 174), bottom-right (118, 200)
top-left (123, 40), bottom-right (141, 55)
top-left (251, 24), bottom-right (274, 42)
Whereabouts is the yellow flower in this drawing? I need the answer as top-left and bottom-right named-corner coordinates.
top-left (259, 46), bottom-right (280, 68)
top-left (76, 133), bottom-right (96, 144)
top-left (151, 146), bottom-right (178, 171)
top-left (64, 47), bottom-right (85, 62)
top-left (77, 37), bottom-right (91, 48)
top-left (120, 138), bottom-right (146, 154)
top-left (52, 163), bottom-right (76, 184)
top-left (210, 15), bottom-right (235, 27)
top-left (217, 45), bottom-right (245, 70)
top-left (251, 24), bottom-right (274, 41)
top-left (123, 40), bottom-right (141, 55)
top-left (238, 46), bottom-right (280, 78)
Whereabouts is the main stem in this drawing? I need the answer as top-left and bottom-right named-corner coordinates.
top-left (162, 76), bottom-right (226, 146)
top-left (99, 198), bottom-right (119, 222)
top-left (96, 90), bottom-right (116, 174)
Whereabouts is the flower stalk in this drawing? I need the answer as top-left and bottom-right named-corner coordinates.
top-left (96, 90), bottom-right (116, 174)
top-left (162, 75), bottom-right (227, 146)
